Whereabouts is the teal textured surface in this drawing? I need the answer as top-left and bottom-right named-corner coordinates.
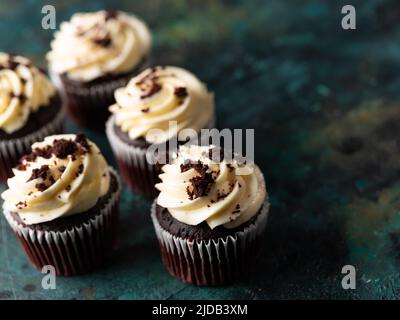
top-left (1, 0), bottom-right (400, 299)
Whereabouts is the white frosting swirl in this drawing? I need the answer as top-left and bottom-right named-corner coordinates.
top-left (1, 134), bottom-right (111, 225)
top-left (47, 10), bottom-right (151, 82)
top-left (0, 53), bottom-right (56, 134)
top-left (156, 145), bottom-right (266, 229)
top-left (109, 66), bottom-right (214, 144)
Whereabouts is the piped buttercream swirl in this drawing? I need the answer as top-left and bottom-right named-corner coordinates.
top-left (110, 66), bottom-right (214, 144)
top-left (1, 134), bottom-right (110, 225)
top-left (156, 145), bottom-right (266, 229)
top-left (0, 53), bottom-right (56, 134)
top-left (47, 10), bottom-right (151, 82)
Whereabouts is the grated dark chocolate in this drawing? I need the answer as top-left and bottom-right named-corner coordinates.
top-left (93, 35), bottom-right (112, 47)
top-left (75, 133), bottom-right (91, 152)
top-left (35, 182), bottom-right (48, 192)
top-left (174, 87), bottom-right (188, 98)
top-left (180, 160), bottom-right (209, 175)
top-left (140, 82), bottom-right (161, 99)
top-left (186, 172), bottom-right (215, 200)
top-left (105, 10), bottom-right (119, 21)
top-left (27, 165), bottom-right (49, 182)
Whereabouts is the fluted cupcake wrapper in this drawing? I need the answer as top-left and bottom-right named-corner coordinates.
top-left (106, 115), bottom-right (159, 199)
top-left (60, 75), bottom-right (131, 130)
top-left (106, 114), bottom-right (217, 199)
top-left (2, 167), bottom-right (121, 277)
top-left (150, 199), bottom-right (269, 286)
top-left (0, 107), bottom-right (65, 182)
top-left (51, 59), bottom-right (149, 130)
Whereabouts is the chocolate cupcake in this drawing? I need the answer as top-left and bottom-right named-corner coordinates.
top-left (0, 53), bottom-right (64, 182)
top-left (1, 134), bottom-right (120, 276)
top-left (106, 66), bottom-right (215, 198)
top-left (47, 10), bottom-right (151, 130)
top-left (151, 145), bottom-right (269, 286)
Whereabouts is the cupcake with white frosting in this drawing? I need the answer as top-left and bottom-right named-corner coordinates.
top-left (1, 134), bottom-right (120, 276)
top-left (47, 10), bottom-right (151, 129)
top-left (151, 144), bottom-right (269, 286)
top-left (106, 66), bottom-right (215, 198)
top-left (0, 53), bottom-right (64, 182)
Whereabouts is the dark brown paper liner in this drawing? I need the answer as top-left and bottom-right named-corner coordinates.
top-left (150, 200), bottom-right (269, 286)
top-left (60, 74), bottom-right (131, 130)
top-left (53, 59), bottom-right (149, 130)
top-left (3, 167), bottom-right (121, 276)
top-left (0, 108), bottom-right (65, 182)
top-left (105, 115), bottom-right (216, 199)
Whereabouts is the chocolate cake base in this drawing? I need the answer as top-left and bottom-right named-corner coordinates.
top-left (113, 123), bottom-right (152, 149)
top-left (0, 94), bottom-right (64, 182)
top-left (155, 203), bottom-right (261, 241)
top-left (4, 170), bottom-right (120, 276)
top-left (151, 201), bottom-right (269, 286)
top-left (0, 94), bottom-right (62, 140)
top-left (59, 59), bottom-right (147, 131)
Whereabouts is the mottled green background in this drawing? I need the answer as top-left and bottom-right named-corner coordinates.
top-left (1, 0), bottom-right (400, 299)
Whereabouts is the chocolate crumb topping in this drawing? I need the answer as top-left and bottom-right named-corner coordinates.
top-left (105, 10), bottom-right (119, 21)
top-left (76, 164), bottom-right (84, 177)
top-left (136, 69), bottom-right (159, 86)
top-left (186, 172), bottom-right (215, 200)
top-left (48, 175), bottom-right (55, 185)
top-left (58, 165), bottom-right (66, 173)
top-left (232, 204), bottom-right (241, 214)
top-left (180, 160), bottom-right (209, 175)
top-left (181, 160), bottom-right (216, 200)
top-left (22, 135), bottom-right (91, 164)
top-left (141, 82), bottom-right (162, 99)
top-left (52, 139), bottom-right (78, 159)
top-left (93, 35), bottom-right (112, 47)
top-left (75, 133), bottom-right (91, 152)
top-left (27, 165), bottom-right (49, 182)
top-left (174, 87), bottom-right (188, 98)
top-left (16, 163), bottom-right (27, 171)
top-left (65, 185), bottom-right (71, 192)
top-left (216, 188), bottom-right (231, 201)
top-left (16, 201), bottom-right (27, 209)
top-left (141, 107), bottom-right (150, 113)
top-left (33, 146), bottom-right (52, 159)
top-left (35, 182), bottom-right (48, 192)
